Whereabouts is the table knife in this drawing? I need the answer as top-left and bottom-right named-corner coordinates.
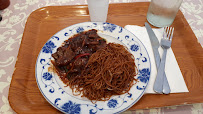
top-left (145, 22), bottom-right (171, 94)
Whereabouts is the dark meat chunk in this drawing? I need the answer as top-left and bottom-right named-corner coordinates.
top-left (70, 34), bottom-right (87, 51)
top-left (88, 33), bottom-right (99, 38)
top-left (97, 39), bottom-right (107, 49)
top-left (69, 58), bottom-right (88, 74)
top-left (85, 29), bottom-right (97, 35)
top-left (70, 36), bottom-right (83, 50)
top-left (57, 47), bottom-right (65, 56)
top-left (74, 58), bottom-right (88, 68)
top-left (81, 47), bottom-right (92, 54)
top-left (81, 34), bottom-right (88, 39)
top-left (64, 40), bottom-right (71, 48)
top-left (51, 29), bottom-right (108, 83)
top-left (69, 68), bottom-right (79, 73)
top-left (86, 39), bottom-right (107, 52)
top-left (86, 29), bottom-right (99, 39)
top-left (53, 47), bottom-right (75, 66)
top-left (75, 47), bottom-right (85, 55)
top-left (52, 53), bottom-right (59, 60)
top-left (52, 47), bottom-right (64, 60)
top-left (89, 41), bottom-right (99, 45)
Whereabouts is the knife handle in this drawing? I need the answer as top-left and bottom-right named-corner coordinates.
top-left (154, 49), bottom-right (167, 94)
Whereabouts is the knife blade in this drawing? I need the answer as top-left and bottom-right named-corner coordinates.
top-left (145, 22), bottom-right (170, 94)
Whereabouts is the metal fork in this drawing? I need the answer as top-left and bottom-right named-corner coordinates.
top-left (155, 27), bottom-right (174, 94)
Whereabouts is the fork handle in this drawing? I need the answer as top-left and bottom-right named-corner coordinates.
top-left (163, 72), bottom-right (171, 94)
top-left (153, 48), bottom-right (167, 93)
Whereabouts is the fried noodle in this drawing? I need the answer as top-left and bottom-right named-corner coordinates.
top-left (68, 43), bottom-right (138, 101)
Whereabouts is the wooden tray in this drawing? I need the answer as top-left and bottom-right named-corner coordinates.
top-left (8, 2), bottom-right (203, 113)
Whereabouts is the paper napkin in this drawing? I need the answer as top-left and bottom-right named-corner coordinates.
top-left (125, 25), bottom-right (189, 94)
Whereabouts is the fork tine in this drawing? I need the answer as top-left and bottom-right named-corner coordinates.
top-left (163, 27), bottom-right (166, 37)
top-left (164, 27), bottom-right (168, 39)
top-left (164, 27), bottom-right (167, 32)
top-left (170, 27), bottom-right (174, 40)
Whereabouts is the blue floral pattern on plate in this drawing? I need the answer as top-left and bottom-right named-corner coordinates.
top-left (103, 22), bottom-right (117, 32)
top-left (35, 22), bottom-right (151, 114)
top-left (42, 41), bottom-right (56, 53)
top-left (42, 72), bottom-right (52, 81)
top-left (42, 40), bottom-right (56, 53)
top-left (137, 68), bottom-right (150, 83)
top-left (76, 27), bottom-right (84, 33)
top-left (107, 99), bottom-right (118, 108)
top-left (61, 101), bottom-right (81, 114)
top-left (130, 44), bottom-right (139, 52)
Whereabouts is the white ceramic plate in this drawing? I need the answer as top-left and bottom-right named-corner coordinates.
top-left (35, 22), bottom-right (151, 114)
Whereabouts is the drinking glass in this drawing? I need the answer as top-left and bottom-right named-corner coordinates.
top-left (87, 0), bottom-right (109, 22)
top-left (147, 0), bottom-right (183, 27)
